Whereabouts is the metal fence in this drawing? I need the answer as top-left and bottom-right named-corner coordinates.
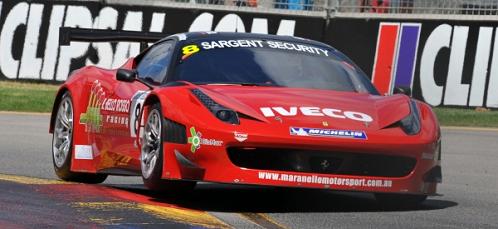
top-left (137, 0), bottom-right (498, 16)
top-left (333, 0), bottom-right (498, 15)
top-left (155, 0), bottom-right (327, 12)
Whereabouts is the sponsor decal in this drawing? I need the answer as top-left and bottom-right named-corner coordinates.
top-left (201, 40), bottom-right (264, 49)
top-left (111, 154), bottom-right (133, 166)
top-left (234, 132), bottom-right (248, 142)
top-left (266, 41), bottom-right (328, 56)
top-left (258, 171), bottom-right (393, 188)
top-left (188, 127), bottom-right (201, 153)
top-left (372, 23), bottom-right (421, 96)
top-left (74, 145), bottom-right (93, 160)
top-left (201, 138), bottom-right (223, 146)
top-left (373, 22), bottom-right (498, 107)
top-left (80, 80), bottom-right (104, 133)
top-left (181, 44), bottom-right (200, 60)
top-left (99, 151), bottom-right (133, 167)
top-left (80, 80), bottom-right (132, 134)
top-left (290, 127), bottom-right (367, 140)
top-left (101, 98), bottom-right (130, 113)
top-left (199, 39), bottom-right (329, 57)
top-left (187, 127), bottom-right (223, 153)
top-left (260, 106), bottom-right (373, 122)
top-left (105, 115), bottom-right (129, 127)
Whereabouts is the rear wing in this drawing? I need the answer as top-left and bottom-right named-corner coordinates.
top-left (59, 27), bottom-right (169, 51)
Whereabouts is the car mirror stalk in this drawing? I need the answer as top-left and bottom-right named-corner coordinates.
top-left (116, 68), bottom-right (154, 89)
top-left (116, 68), bottom-right (137, 82)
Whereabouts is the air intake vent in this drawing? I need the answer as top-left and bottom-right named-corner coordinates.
top-left (227, 148), bottom-right (417, 177)
top-left (162, 118), bottom-right (187, 144)
top-left (191, 89), bottom-right (219, 112)
top-left (190, 89), bottom-right (239, 124)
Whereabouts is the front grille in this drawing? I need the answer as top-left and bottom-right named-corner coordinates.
top-left (227, 148), bottom-right (416, 177)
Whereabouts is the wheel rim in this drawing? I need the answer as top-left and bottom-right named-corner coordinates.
top-left (141, 109), bottom-right (161, 179)
top-left (52, 97), bottom-right (73, 168)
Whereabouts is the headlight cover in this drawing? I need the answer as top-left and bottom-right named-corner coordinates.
top-left (399, 100), bottom-right (421, 135)
top-left (190, 89), bottom-right (240, 125)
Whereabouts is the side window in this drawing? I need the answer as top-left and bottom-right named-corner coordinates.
top-left (136, 41), bottom-right (175, 85)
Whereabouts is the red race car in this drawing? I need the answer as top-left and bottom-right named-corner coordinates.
top-left (50, 30), bottom-right (441, 206)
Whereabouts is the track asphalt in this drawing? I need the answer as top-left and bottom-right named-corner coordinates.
top-left (1, 113), bottom-right (497, 228)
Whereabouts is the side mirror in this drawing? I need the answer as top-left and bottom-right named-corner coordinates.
top-left (393, 86), bottom-right (412, 97)
top-left (116, 69), bottom-right (137, 82)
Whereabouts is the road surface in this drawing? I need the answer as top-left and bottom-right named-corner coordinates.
top-left (1, 113), bottom-right (497, 228)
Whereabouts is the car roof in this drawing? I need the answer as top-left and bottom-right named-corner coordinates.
top-left (164, 32), bottom-right (332, 49)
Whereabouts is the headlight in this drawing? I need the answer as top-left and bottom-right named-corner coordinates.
top-left (191, 89), bottom-right (240, 125)
top-left (216, 109), bottom-right (235, 121)
top-left (399, 100), bottom-right (421, 135)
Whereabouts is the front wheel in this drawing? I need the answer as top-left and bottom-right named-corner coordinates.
top-left (140, 103), bottom-right (195, 192)
top-left (375, 193), bottom-right (427, 208)
top-left (52, 92), bottom-right (107, 183)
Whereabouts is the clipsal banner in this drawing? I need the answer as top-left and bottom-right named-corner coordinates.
top-left (372, 22), bottom-right (498, 108)
top-left (326, 19), bottom-right (498, 108)
top-left (0, 0), bottom-right (324, 81)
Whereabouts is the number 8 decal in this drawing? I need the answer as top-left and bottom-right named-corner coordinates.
top-left (182, 45), bottom-right (200, 60)
top-left (129, 91), bottom-right (150, 138)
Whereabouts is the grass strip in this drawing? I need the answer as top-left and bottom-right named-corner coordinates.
top-left (434, 107), bottom-right (498, 128)
top-left (0, 81), bottom-right (58, 113)
top-left (1, 81), bottom-right (497, 127)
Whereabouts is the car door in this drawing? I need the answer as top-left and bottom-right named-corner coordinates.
top-left (100, 40), bottom-right (177, 173)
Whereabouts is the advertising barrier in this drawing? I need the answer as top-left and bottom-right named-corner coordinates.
top-left (0, 0), bottom-right (497, 108)
top-left (325, 18), bottom-right (498, 108)
top-left (0, 0), bottom-right (324, 81)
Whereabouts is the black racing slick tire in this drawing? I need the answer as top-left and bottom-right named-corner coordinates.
top-left (52, 91), bottom-right (107, 184)
top-left (140, 103), bottom-right (196, 192)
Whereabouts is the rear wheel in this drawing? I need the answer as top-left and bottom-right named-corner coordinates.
top-left (375, 193), bottom-right (427, 208)
top-left (140, 103), bottom-right (195, 192)
top-left (52, 92), bottom-right (107, 183)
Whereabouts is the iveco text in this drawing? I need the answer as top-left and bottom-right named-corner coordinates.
top-left (260, 107), bottom-right (373, 122)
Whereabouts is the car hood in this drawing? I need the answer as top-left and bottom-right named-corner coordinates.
top-left (197, 85), bottom-right (411, 130)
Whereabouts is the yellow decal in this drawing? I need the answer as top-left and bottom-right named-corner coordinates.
top-left (182, 45), bottom-right (200, 60)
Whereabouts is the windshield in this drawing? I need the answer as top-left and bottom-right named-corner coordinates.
top-left (172, 39), bottom-right (378, 94)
